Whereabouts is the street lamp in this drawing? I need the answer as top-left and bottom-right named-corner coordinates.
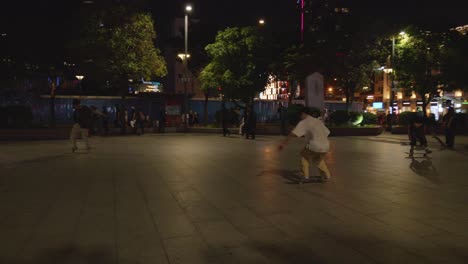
top-left (388, 32), bottom-right (407, 129)
top-left (259, 19), bottom-right (265, 25)
top-left (183, 4), bottom-right (192, 131)
top-left (76, 75), bottom-right (84, 95)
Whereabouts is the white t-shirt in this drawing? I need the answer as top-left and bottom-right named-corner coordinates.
top-left (292, 115), bottom-right (330, 152)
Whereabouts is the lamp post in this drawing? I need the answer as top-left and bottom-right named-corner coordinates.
top-left (76, 75), bottom-right (84, 95)
top-left (389, 31), bottom-right (406, 131)
top-left (183, 4), bottom-right (192, 131)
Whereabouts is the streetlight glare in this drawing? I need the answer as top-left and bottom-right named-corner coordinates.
top-left (399, 31), bottom-right (406, 36)
top-left (259, 19), bottom-right (265, 25)
top-left (185, 5), bottom-right (192, 12)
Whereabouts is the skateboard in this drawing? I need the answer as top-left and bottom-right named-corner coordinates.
top-left (283, 172), bottom-right (327, 184)
top-left (404, 153), bottom-right (431, 159)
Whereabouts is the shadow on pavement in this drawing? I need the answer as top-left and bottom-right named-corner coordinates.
top-left (409, 157), bottom-right (440, 184)
top-left (0, 246), bottom-right (114, 264)
top-left (2, 153), bottom-right (76, 169)
top-left (258, 169), bottom-right (324, 184)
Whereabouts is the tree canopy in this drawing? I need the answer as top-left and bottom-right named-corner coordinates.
top-left (200, 27), bottom-right (269, 105)
top-left (69, 6), bottom-right (167, 93)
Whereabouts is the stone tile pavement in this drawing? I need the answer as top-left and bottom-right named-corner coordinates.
top-left (0, 133), bottom-right (467, 263)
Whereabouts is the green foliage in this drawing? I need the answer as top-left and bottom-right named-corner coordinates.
top-left (398, 111), bottom-right (417, 126)
top-left (70, 7), bottom-right (167, 87)
top-left (349, 112), bottom-right (363, 126)
top-left (395, 27), bottom-right (449, 108)
top-left (201, 27), bottom-right (269, 104)
top-left (440, 33), bottom-right (468, 91)
top-left (330, 110), bottom-right (350, 126)
top-left (286, 104), bottom-right (320, 126)
top-left (362, 112), bottom-right (378, 125)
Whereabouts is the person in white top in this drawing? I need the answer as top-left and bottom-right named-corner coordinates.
top-left (278, 106), bottom-right (331, 180)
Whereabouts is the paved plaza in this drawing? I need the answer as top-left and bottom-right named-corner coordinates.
top-left (0, 133), bottom-right (467, 263)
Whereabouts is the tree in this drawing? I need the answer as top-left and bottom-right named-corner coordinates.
top-left (395, 27), bottom-right (449, 114)
top-left (200, 27), bottom-right (269, 107)
top-left (440, 32), bottom-right (468, 92)
top-left (69, 6), bottom-right (167, 95)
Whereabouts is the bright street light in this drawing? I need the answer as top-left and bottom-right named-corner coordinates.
top-left (399, 31), bottom-right (406, 36)
top-left (182, 4), bottom-right (192, 131)
top-left (177, 53), bottom-right (191, 60)
top-left (259, 19), bottom-right (265, 25)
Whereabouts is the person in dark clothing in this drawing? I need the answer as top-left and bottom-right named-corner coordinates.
top-left (132, 107), bottom-right (145, 135)
top-left (221, 103), bottom-right (231, 136)
top-left (117, 105), bottom-right (127, 135)
top-left (442, 107), bottom-right (456, 149)
top-left (102, 106), bottom-right (109, 136)
top-left (408, 109), bottom-right (431, 155)
top-left (158, 107), bottom-right (167, 133)
top-left (277, 103), bottom-right (287, 136)
top-left (245, 107), bottom-right (257, 140)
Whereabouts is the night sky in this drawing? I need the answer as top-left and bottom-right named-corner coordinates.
top-left (0, 0), bottom-right (466, 63)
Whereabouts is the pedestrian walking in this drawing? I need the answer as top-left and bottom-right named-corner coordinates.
top-left (245, 107), bottom-right (256, 140)
top-left (70, 99), bottom-right (91, 152)
top-left (442, 107), bottom-right (456, 149)
top-left (278, 106), bottom-right (331, 181)
top-left (239, 111), bottom-right (246, 135)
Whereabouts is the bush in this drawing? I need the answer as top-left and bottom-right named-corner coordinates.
top-left (398, 111), bottom-right (417, 126)
top-left (4, 105), bottom-right (33, 128)
top-left (286, 104), bottom-right (320, 126)
top-left (330, 110), bottom-right (350, 126)
top-left (362, 112), bottom-right (378, 126)
top-left (349, 112), bottom-right (363, 126)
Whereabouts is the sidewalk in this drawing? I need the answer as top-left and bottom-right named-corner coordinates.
top-left (1, 134), bottom-right (467, 263)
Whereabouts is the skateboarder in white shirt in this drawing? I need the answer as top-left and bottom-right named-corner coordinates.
top-left (278, 107), bottom-right (331, 180)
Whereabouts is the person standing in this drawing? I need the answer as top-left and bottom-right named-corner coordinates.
top-left (277, 103), bottom-right (287, 136)
top-left (102, 106), bottom-right (109, 136)
top-left (245, 107), bottom-right (257, 140)
top-left (278, 106), bottom-right (331, 181)
top-left (442, 107), bottom-right (456, 149)
top-left (158, 107), bottom-right (167, 133)
top-left (70, 99), bottom-right (91, 152)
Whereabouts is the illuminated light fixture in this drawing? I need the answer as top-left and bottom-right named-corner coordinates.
top-left (334, 78), bottom-right (337, 81)
top-left (366, 95), bottom-right (374, 99)
top-left (399, 31), bottom-right (406, 36)
top-left (411, 91), bottom-right (417, 99)
top-left (454, 90), bottom-right (463, 97)
top-left (259, 19), bottom-right (265, 25)
top-left (397, 92), bottom-right (403, 99)
top-left (363, 86), bottom-right (369, 90)
top-left (75, 75), bottom-right (84, 80)
top-left (177, 53), bottom-right (191, 60)
top-left (328, 87), bottom-right (333, 92)
top-left (383, 68), bottom-right (393, 73)
top-left (342, 98), bottom-right (347, 102)
top-left (185, 4), bottom-right (192, 12)
top-left (455, 103), bottom-right (462, 108)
